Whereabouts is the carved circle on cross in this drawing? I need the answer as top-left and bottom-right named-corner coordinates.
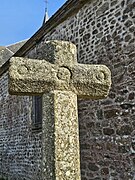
top-left (57, 67), bottom-right (71, 81)
top-left (18, 65), bottom-right (28, 75)
top-left (96, 70), bottom-right (106, 82)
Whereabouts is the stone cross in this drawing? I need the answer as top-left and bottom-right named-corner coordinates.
top-left (8, 41), bottom-right (111, 180)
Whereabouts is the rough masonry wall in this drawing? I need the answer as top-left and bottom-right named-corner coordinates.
top-left (26, 0), bottom-right (135, 179)
top-left (0, 72), bottom-right (42, 180)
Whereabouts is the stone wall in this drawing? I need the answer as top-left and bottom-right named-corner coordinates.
top-left (0, 72), bottom-right (42, 180)
top-left (26, 0), bottom-right (135, 179)
top-left (0, 0), bottom-right (135, 179)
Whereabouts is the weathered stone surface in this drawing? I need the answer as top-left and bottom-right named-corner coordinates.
top-left (96, 2), bottom-right (109, 17)
top-left (9, 42), bottom-right (111, 99)
top-left (101, 167), bottom-right (109, 175)
top-left (116, 125), bottom-right (133, 135)
top-left (88, 162), bottom-right (99, 171)
top-left (42, 91), bottom-right (80, 180)
top-left (103, 127), bottom-right (115, 136)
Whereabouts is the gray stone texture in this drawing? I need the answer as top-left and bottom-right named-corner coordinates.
top-left (0, 0), bottom-right (135, 179)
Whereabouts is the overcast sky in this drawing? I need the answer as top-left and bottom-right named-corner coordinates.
top-left (0, 0), bottom-right (66, 46)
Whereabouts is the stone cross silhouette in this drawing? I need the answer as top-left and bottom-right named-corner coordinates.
top-left (9, 41), bottom-right (111, 180)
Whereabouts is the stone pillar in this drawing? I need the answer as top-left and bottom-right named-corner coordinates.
top-left (42, 90), bottom-right (81, 180)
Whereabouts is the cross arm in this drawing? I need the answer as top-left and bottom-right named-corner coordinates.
top-left (70, 64), bottom-right (111, 99)
top-left (9, 57), bottom-right (111, 99)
